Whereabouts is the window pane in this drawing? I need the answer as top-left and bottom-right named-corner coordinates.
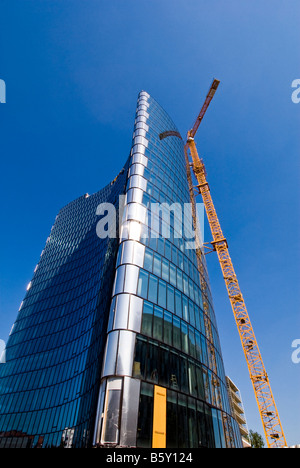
top-left (195, 331), bottom-right (202, 362)
top-left (170, 263), bottom-right (176, 287)
top-left (195, 307), bottom-right (201, 331)
top-left (159, 345), bottom-right (169, 387)
top-left (195, 366), bottom-right (205, 400)
top-left (188, 278), bottom-right (194, 302)
top-left (102, 389), bottom-right (121, 444)
top-left (137, 270), bottom-right (149, 299)
top-left (188, 327), bottom-right (196, 358)
top-left (141, 301), bottom-right (153, 337)
top-left (188, 398), bottom-right (198, 448)
top-left (153, 306), bottom-right (163, 342)
top-left (197, 400), bottom-right (208, 447)
top-left (177, 269), bottom-right (183, 291)
top-left (180, 357), bottom-right (189, 394)
top-left (167, 285), bottom-right (175, 313)
top-left (136, 383), bottom-right (153, 448)
top-left (148, 274), bottom-right (158, 303)
top-left (175, 290), bottom-right (182, 318)
top-left (165, 240), bottom-right (171, 260)
top-left (178, 251), bottom-right (184, 270)
top-left (166, 391), bottom-right (178, 448)
top-left (189, 300), bottom-right (195, 327)
top-left (158, 280), bottom-right (166, 309)
top-left (182, 296), bottom-right (189, 322)
top-left (114, 265), bottom-right (125, 295)
top-left (212, 409), bottom-right (221, 448)
top-left (162, 258), bottom-right (169, 282)
top-left (146, 342), bottom-right (159, 383)
top-left (144, 249), bottom-right (153, 272)
top-left (183, 274), bottom-right (189, 295)
top-left (133, 337), bottom-right (147, 379)
top-left (157, 237), bottom-right (164, 256)
top-left (188, 360), bottom-right (197, 397)
top-left (164, 310), bottom-right (173, 346)
top-left (173, 316), bottom-right (181, 350)
top-left (203, 368), bottom-right (211, 404)
top-left (201, 335), bottom-right (208, 367)
top-left (169, 352), bottom-right (181, 391)
top-left (177, 394), bottom-right (188, 448)
top-left (153, 253), bottom-right (161, 277)
top-left (181, 322), bottom-right (189, 354)
top-left (171, 245), bottom-right (177, 265)
top-left (149, 236), bottom-right (157, 252)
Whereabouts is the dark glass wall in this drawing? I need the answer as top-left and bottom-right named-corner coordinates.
top-left (0, 164), bottom-right (129, 448)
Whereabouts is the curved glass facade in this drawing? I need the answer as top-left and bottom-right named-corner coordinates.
top-left (0, 91), bottom-right (242, 448)
top-left (96, 92), bottom-right (242, 448)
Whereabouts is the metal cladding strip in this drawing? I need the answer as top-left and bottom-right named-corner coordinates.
top-left (94, 91), bottom-right (151, 447)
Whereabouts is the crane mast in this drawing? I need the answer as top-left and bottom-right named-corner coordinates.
top-left (186, 80), bottom-right (287, 448)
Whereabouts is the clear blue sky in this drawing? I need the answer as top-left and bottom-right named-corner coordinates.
top-left (0, 0), bottom-right (299, 446)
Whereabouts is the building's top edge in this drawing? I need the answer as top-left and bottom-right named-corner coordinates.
top-left (226, 376), bottom-right (240, 393)
top-left (57, 156), bottom-right (130, 215)
top-left (137, 90), bottom-right (181, 136)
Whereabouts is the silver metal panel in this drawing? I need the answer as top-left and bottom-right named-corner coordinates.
top-left (102, 331), bottom-right (119, 377)
top-left (133, 136), bottom-right (148, 147)
top-left (128, 187), bottom-right (144, 204)
top-left (113, 265), bottom-right (126, 295)
top-left (120, 221), bottom-right (129, 241)
top-left (116, 330), bottom-right (136, 376)
top-left (135, 115), bottom-right (148, 124)
top-left (123, 264), bottom-right (139, 294)
top-left (136, 110), bottom-right (149, 119)
top-left (128, 220), bottom-right (142, 241)
top-left (114, 294), bottom-right (130, 330)
top-left (128, 295), bottom-right (143, 333)
top-left (128, 174), bottom-right (147, 191)
top-left (131, 143), bottom-right (146, 155)
top-left (101, 377), bottom-right (123, 445)
top-left (122, 240), bottom-right (134, 264)
top-left (132, 153), bottom-right (148, 167)
top-left (127, 202), bottom-right (147, 224)
top-left (107, 296), bottom-right (117, 332)
top-left (93, 380), bottom-right (107, 445)
top-left (129, 163), bottom-right (145, 177)
top-left (137, 104), bottom-right (148, 111)
top-left (119, 377), bottom-right (141, 447)
top-left (134, 121), bottom-right (149, 132)
top-left (132, 241), bottom-right (145, 268)
top-left (139, 91), bottom-right (150, 98)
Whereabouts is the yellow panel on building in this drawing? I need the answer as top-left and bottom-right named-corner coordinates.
top-left (152, 386), bottom-right (167, 448)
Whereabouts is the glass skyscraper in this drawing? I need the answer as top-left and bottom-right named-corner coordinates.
top-left (0, 91), bottom-right (242, 448)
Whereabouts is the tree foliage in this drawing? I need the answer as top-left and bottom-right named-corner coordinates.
top-left (249, 430), bottom-right (265, 448)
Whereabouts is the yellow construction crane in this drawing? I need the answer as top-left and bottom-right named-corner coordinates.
top-left (185, 79), bottom-right (287, 448)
